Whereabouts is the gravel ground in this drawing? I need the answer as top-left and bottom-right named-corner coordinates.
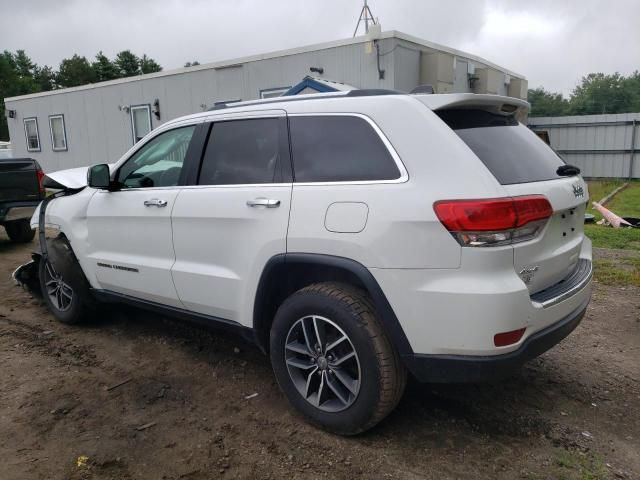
top-left (0, 231), bottom-right (639, 480)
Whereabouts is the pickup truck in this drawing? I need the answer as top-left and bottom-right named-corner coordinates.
top-left (0, 158), bottom-right (45, 243)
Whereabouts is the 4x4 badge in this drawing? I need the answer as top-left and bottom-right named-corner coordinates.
top-left (572, 183), bottom-right (584, 198)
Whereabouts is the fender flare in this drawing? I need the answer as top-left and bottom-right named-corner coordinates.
top-left (253, 253), bottom-right (414, 357)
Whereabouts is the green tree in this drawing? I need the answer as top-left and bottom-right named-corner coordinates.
top-left (56, 54), bottom-right (96, 88)
top-left (34, 65), bottom-right (56, 91)
top-left (623, 70), bottom-right (640, 112)
top-left (92, 51), bottom-right (119, 81)
top-left (527, 87), bottom-right (570, 117)
top-left (140, 54), bottom-right (162, 74)
top-left (0, 50), bottom-right (40, 140)
top-left (115, 50), bottom-right (140, 77)
top-left (569, 72), bottom-right (633, 115)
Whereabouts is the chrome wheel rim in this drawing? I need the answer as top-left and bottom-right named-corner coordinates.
top-left (43, 260), bottom-right (74, 312)
top-left (284, 315), bottom-right (361, 412)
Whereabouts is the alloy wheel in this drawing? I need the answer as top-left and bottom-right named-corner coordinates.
top-left (43, 260), bottom-right (74, 312)
top-left (284, 315), bottom-right (361, 412)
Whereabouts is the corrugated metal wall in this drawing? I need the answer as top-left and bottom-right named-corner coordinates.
top-left (528, 113), bottom-right (640, 179)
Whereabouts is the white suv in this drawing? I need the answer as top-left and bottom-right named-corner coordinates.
top-left (20, 91), bottom-right (592, 434)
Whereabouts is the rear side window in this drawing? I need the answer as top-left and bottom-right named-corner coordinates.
top-left (289, 116), bottom-right (400, 182)
top-left (437, 109), bottom-right (565, 185)
top-left (199, 118), bottom-right (290, 185)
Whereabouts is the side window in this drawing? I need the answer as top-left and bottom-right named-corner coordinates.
top-left (117, 126), bottom-right (196, 188)
top-left (289, 116), bottom-right (401, 182)
top-left (198, 117), bottom-right (289, 185)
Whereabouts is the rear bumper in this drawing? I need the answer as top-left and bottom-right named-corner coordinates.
top-left (402, 296), bottom-right (588, 383)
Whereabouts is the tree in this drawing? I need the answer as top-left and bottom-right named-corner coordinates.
top-left (57, 54), bottom-right (96, 88)
top-left (140, 54), bottom-right (162, 74)
top-left (92, 51), bottom-right (119, 82)
top-left (527, 87), bottom-right (570, 117)
top-left (115, 50), bottom-right (140, 77)
top-left (569, 72), bottom-right (633, 115)
top-left (34, 65), bottom-right (56, 91)
top-left (184, 61), bottom-right (200, 67)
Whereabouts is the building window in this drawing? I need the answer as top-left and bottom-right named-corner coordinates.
top-left (23, 117), bottom-right (41, 152)
top-left (260, 87), bottom-right (290, 99)
top-left (48, 114), bottom-right (68, 151)
top-left (130, 105), bottom-right (152, 144)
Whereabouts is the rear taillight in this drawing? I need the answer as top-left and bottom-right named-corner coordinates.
top-left (434, 195), bottom-right (552, 247)
top-left (36, 168), bottom-right (45, 195)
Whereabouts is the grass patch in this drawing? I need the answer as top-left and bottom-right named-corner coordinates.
top-left (585, 181), bottom-right (640, 249)
top-left (586, 179), bottom-right (625, 205)
top-left (585, 224), bottom-right (640, 250)
top-left (593, 257), bottom-right (640, 287)
top-left (553, 450), bottom-right (609, 480)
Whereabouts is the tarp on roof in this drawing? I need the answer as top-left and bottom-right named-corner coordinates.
top-left (284, 76), bottom-right (357, 95)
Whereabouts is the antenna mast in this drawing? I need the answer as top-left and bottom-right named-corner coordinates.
top-left (353, 0), bottom-right (377, 37)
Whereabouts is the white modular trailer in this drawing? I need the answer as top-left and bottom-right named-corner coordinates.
top-left (4, 30), bottom-right (526, 173)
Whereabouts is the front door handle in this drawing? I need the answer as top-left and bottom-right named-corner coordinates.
top-left (144, 199), bottom-right (168, 207)
top-left (246, 198), bottom-right (280, 208)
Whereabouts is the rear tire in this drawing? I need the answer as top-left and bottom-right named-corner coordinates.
top-left (5, 219), bottom-right (35, 243)
top-left (270, 282), bottom-right (406, 435)
top-left (38, 236), bottom-right (95, 324)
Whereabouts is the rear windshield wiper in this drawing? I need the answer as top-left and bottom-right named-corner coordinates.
top-left (556, 164), bottom-right (581, 176)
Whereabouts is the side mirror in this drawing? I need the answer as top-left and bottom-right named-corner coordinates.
top-left (87, 164), bottom-right (111, 189)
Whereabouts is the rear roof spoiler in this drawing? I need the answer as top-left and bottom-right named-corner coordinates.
top-left (414, 93), bottom-right (529, 115)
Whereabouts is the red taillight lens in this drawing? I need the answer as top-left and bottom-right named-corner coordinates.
top-left (36, 168), bottom-right (45, 195)
top-left (433, 198), bottom-right (517, 232)
top-left (433, 195), bottom-right (552, 247)
top-left (513, 196), bottom-right (554, 227)
top-left (494, 327), bottom-right (526, 347)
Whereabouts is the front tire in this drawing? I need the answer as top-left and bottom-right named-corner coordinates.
top-left (5, 219), bottom-right (35, 243)
top-left (270, 282), bottom-right (406, 435)
top-left (38, 236), bottom-right (95, 324)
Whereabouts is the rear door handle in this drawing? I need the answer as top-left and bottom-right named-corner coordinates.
top-left (144, 199), bottom-right (168, 207)
top-left (246, 198), bottom-right (280, 208)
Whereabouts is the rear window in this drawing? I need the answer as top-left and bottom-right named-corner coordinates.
top-left (289, 116), bottom-right (401, 183)
top-left (437, 109), bottom-right (564, 185)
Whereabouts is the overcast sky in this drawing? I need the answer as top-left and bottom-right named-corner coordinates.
top-left (1, 0), bottom-right (638, 96)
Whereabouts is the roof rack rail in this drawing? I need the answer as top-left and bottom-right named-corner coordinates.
top-left (209, 89), bottom-right (403, 111)
top-left (345, 89), bottom-right (401, 97)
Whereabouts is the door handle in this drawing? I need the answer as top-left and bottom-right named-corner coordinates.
top-left (144, 199), bottom-right (168, 207)
top-left (246, 198), bottom-right (280, 208)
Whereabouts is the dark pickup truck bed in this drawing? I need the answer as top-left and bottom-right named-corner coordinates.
top-left (0, 158), bottom-right (45, 243)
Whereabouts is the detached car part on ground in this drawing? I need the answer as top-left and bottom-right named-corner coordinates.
top-left (14, 91), bottom-right (593, 435)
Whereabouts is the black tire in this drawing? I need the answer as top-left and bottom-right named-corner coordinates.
top-left (270, 282), bottom-right (406, 435)
top-left (38, 235), bottom-right (95, 324)
top-left (5, 219), bottom-right (35, 243)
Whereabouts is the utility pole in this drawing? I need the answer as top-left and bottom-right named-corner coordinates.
top-left (353, 0), bottom-right (376, 37)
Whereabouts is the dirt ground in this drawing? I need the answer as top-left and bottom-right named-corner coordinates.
top-left (1, 232), bottom-right (638, 480)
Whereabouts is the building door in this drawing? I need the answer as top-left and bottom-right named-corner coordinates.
top-left (454, 59), bottom-right (469, 93)
top-left (130, 105), bottom-right (152, 143)
top-left (86, 125), bottom-right (197, 307)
